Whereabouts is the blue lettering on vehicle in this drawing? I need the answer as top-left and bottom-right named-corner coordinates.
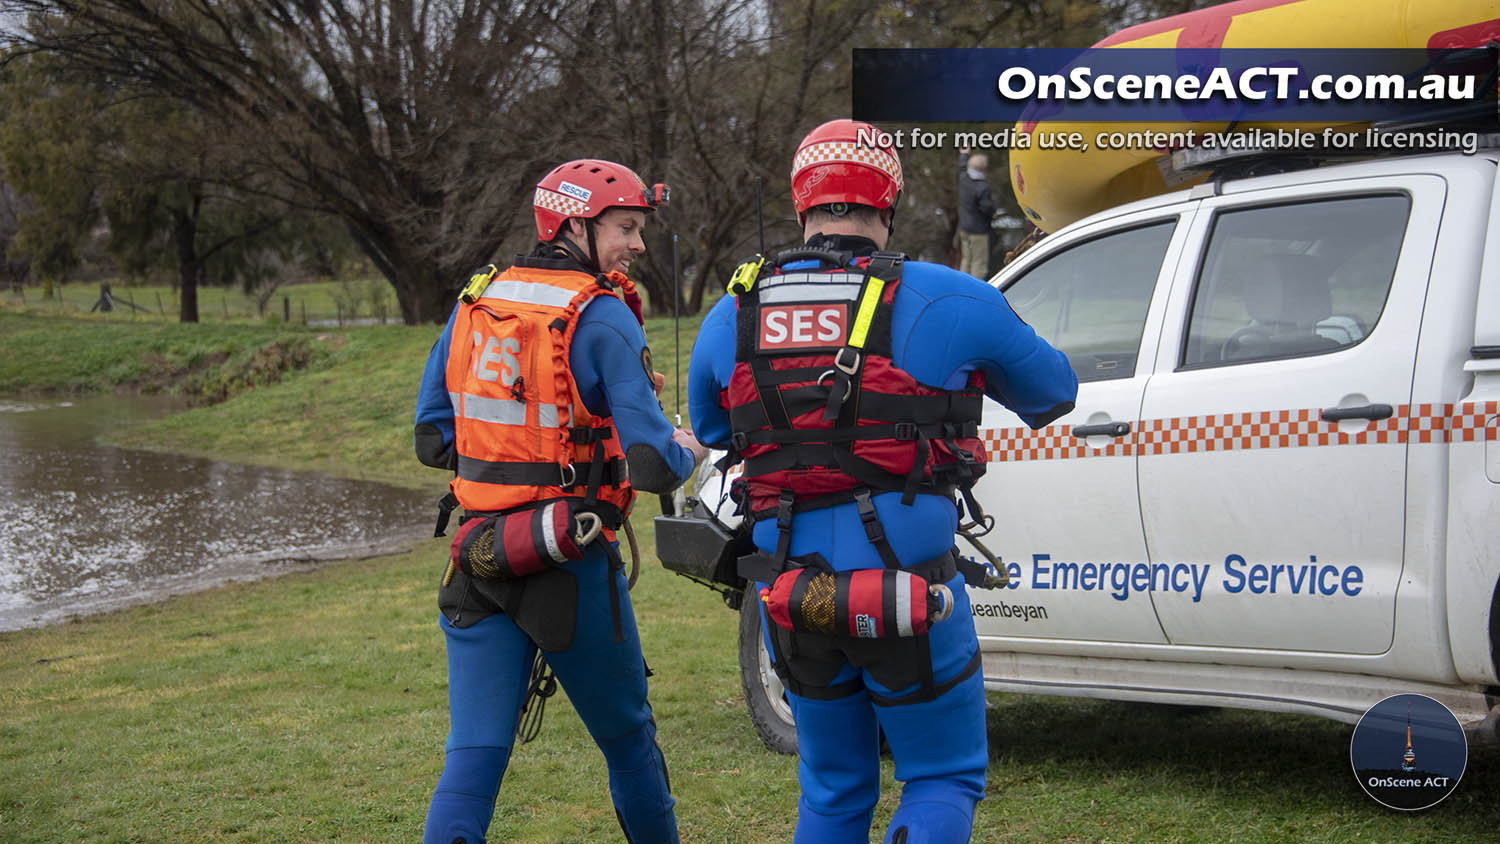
top-left (1006, 552), bottom-right (1363, 603)
top-left (1221, 553), bottom-right (1362, 597)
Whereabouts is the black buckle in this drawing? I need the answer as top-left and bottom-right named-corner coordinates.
top-left (833, 347), bottom-right (861, 375)
top-left (433, 491), bottom-right (459, 538)
top-left (731, 431), bottom-right (750, 451)
top-left (853, 488), bottom-right (885, 544)
top-left (776, 490), bottom-right (795, 532)
top-left (894, 422), bottom-right (918, 441)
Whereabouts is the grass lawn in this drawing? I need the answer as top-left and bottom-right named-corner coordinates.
top-left (0, 309), bottom-right (1496, 842)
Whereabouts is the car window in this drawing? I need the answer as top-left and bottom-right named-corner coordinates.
top-left (1002, 220), bottom-right (1175, 383)
top-left (1181, 195), bottom-right (1410, 367)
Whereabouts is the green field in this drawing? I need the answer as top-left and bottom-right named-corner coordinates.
top-left (0, 308), bottom-right (1495, 843)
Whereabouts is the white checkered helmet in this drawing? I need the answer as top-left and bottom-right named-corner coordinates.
top-left (790, 119), bottom-right (903, 224)
top-left (533, 159), bottom-right (669, 241)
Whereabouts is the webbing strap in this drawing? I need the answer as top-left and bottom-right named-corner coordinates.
top-left (869, 649), bottom-right (981, 707)
top-left (600, 537), bottom-right (626, 643)
top-left (773, 490), bottom-right (795, 566)
top-left (737, 421), bottom-right (938, 446)
top-left (853, 488), bottom-right (903, 570)
top-left (902, 435), bottom-right (929, 506)
top-left (821, 267), bottom-right (881, 422)
top-left (583, 436), bottom-right (606, 506)
top-left (455, 454), bottom-right (626, 489)
top-left (433, 491), bottom-right (460, 537)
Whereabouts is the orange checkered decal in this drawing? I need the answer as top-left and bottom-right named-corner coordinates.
top-left (534, 186), bottom-right (590, 218)
top-left (981, 402), bottom-right (1500, 462)
top-left (792, 141), bottom-right (903, 187)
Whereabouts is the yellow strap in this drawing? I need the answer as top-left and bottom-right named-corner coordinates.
top-left (727, 255), bottom-right (765, 296)
top-left (847, 276), bottom-right (885, 349)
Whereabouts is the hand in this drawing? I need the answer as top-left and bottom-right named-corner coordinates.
top-left (652, 370), bottom-right (666, 396)
top-left (671, 427), bottom-right (709, 463)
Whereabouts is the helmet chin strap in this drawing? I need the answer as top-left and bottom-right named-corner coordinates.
top-left (557, 219), bottom-right (601, 272)
top-left (585, 218), bottom-right (601, 271)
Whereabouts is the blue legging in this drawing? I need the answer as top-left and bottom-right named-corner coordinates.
top-left (423, 553), bottom-right (678, 844)
top-left (773, 578), bottom-right (988, 844)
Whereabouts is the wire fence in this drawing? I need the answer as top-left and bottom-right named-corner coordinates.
top-left (2, 279), bottom-right (401, 326)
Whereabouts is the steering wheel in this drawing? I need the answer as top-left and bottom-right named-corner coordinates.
top-left (1220, 326), bottom-right (1272, 361)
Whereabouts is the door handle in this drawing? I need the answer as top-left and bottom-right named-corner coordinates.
top-left (1071, 421), bottom-right (1131, 438)
top-left (1319, 404), bottom-right (1393, 422)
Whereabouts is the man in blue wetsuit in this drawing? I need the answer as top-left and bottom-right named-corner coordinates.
top-left (414, 159), bottom-right (706, 844)
top-left (688, 120), bottom-right (1078, 843)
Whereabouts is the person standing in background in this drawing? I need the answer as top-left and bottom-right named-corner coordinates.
top-left (957, 148), bottom-right (996, 279)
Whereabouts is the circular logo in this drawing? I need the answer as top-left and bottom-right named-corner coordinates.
top-left (1350, 693), bottom-right (1467, 811)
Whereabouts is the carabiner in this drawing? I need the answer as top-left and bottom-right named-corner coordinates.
top-left (929, 583), bottom-right (954, 623)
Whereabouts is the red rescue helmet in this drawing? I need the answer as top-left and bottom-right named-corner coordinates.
top-left (533, 159), bottom-right (670, 241)
top-left (790, 119), bottom-right (903, 221)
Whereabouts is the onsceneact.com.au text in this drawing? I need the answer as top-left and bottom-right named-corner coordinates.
top-left (996, 65), bottom-right (1478, 103)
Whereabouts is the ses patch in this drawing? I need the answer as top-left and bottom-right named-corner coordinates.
top-left (758, 303), bottom-right (849, 351)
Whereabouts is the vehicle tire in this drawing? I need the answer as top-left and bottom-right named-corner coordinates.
top-left (738, 586), bottom-right (798, 755)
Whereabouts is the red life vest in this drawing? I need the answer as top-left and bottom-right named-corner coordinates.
top-left (444, 264), bottom-right (634, 530)
top-left (723, 249), bottom-right (988, 521)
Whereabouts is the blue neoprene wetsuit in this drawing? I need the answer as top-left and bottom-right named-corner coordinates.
top-left (688, 234), bottom-right (1078, 844)
top-left (415, 252), bottom-right (694, 844)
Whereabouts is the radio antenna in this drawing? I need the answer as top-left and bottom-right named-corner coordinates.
top-left (672, 233), bottom-right (681, 427)
top-left (755, 175), bottom-right (766, 256)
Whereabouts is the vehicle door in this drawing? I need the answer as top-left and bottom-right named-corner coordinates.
top-left (975, 205), bottom-right (1195, 643)
top-left (1140, 177), bottom-right (1442, 653)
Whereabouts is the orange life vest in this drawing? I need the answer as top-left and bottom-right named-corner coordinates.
top-left (444, 264), bottom-right (634, 528)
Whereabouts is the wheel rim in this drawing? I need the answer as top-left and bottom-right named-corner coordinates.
top-left (757, 633), bottom-right (794, 725)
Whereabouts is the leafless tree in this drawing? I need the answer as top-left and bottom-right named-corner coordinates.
top-left (6, 0), bottom-right (588, 323)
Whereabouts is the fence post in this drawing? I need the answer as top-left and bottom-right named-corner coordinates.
top-left (283, 296), bottom-right (291, 323)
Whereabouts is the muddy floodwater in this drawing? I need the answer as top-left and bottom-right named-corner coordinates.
top-left (0, 395), bottom-right (433, 630)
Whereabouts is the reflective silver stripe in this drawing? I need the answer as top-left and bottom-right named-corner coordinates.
top-left (758, 273), bottom-right (863, 303)
top-left (448, 391), bottom-right (461, 416)
top-left (462, 393), bottom-right (527, 426)
top-left (458, 394), bottom-right (563, 428)
top-left (478, 280), bottom-right (579, 309)
top-left (895, 572), bottom-right (914, 637)
top-left (540, 503), bottom-right (567, 562)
